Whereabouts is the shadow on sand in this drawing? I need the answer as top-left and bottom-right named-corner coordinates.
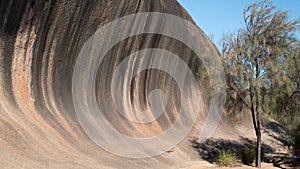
top-left (263, 121), bottom-right (290, 147)
top-left (190, 137), bottom-right (274, 164)
top-left (190, 121), bottom-right (300, 168)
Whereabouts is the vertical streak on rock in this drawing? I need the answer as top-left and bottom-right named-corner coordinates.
top-left (29, 36), bottom-right (35, 102)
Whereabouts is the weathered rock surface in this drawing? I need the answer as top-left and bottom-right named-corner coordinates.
top-left (0, 0), bottom-right (221, 168)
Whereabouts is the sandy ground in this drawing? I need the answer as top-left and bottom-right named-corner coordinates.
top-left (180, 163), bottom-right (279, 169)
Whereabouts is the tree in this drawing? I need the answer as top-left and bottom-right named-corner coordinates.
top-left (221, 0), bottom-right (300, 167)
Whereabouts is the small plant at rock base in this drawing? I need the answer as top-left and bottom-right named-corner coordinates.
top-left (216, 150), bottom-right (241, 167)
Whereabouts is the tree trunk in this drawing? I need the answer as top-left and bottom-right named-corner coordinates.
top-left (256, 120), bottom-right (262, 168)
top-left (255, 58), bottom-right (262, 168)
top-left (249, 78), bottom-right (261, 168)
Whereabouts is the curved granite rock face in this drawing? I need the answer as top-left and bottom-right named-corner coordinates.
top-left (0, 0), bottom-right (219, 168)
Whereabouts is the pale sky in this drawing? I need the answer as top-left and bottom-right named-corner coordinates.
top-left (177, 0), bottom-right (300, 50)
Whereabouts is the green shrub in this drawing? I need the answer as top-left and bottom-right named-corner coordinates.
top-left (217, 150), bottom-right (241, 167)
top-left (294, 125), bottom-right (300, 157)
top-left (285, 123), bottom-right (300, 157)
top-left (241, 146), bottom-right (256, 165)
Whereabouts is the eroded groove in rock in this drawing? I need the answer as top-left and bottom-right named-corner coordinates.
top-left (0, 0), bottom-right (219, 168)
